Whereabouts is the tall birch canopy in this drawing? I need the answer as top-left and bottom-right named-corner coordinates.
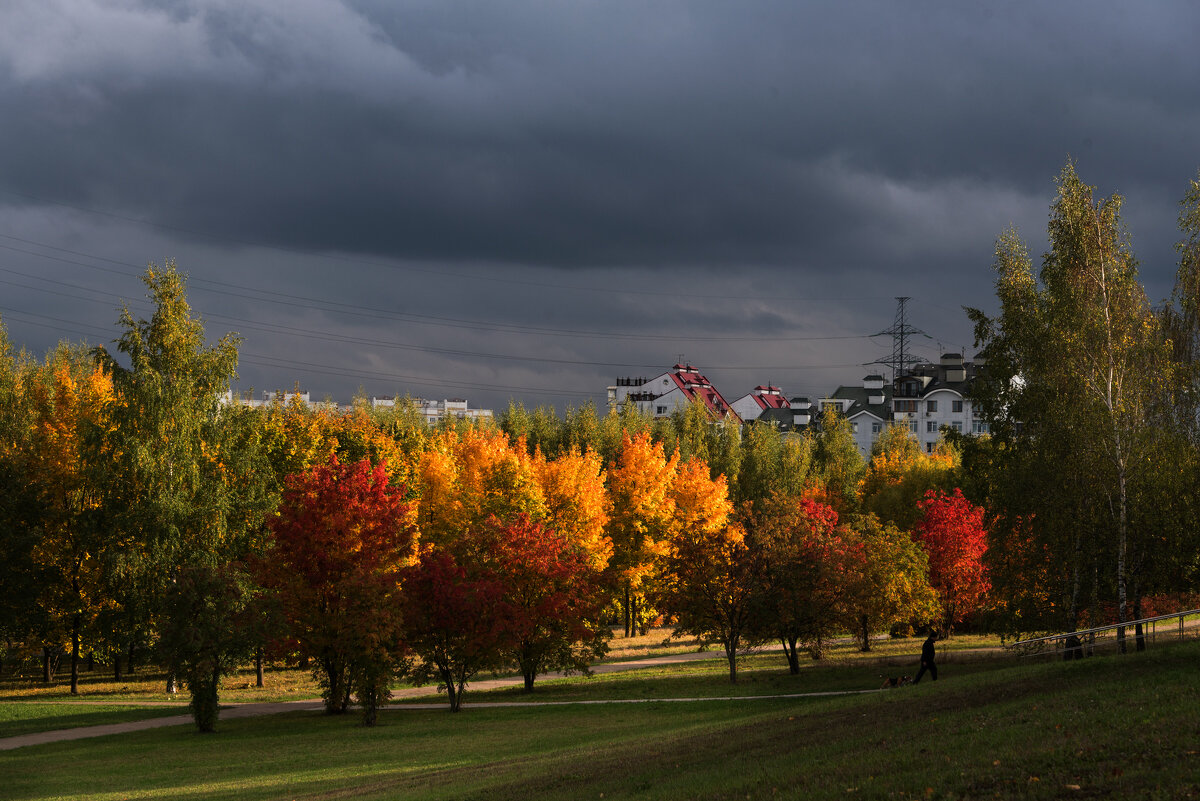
top-left (969, 163), bottom-right (1170, 646)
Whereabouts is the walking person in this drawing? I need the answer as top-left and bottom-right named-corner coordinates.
top-left (913, 629), bottom-right (938, 683)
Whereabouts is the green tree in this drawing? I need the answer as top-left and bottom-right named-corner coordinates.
top-left (92, 263), bottom-right (252, 687)
top-left (160, 565), bottom-right (254, 732)
top-left (841, 513), bottom-right (939, 650)
top-left (735, 421), bottom-right (812, 506)
top-left (969, 164), bottom-right (1172, 648)
top-left (810, 407), bottom-right (864, 516)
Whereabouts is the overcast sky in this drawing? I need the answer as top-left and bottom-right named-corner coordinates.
top-left (2, 1), bottom-right (1198, 412)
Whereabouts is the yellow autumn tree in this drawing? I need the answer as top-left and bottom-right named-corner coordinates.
top-left (535, 446), bottom-right (612, 570)
top-left (604, 432), bottom-right (680, 636)
top-left (860, 424), bottom-right (957, 531)
top-left (416, 427), bottom-right (547, 547)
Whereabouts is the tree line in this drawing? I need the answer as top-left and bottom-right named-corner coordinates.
top-left (2, 162), bottom-right (1199, 730)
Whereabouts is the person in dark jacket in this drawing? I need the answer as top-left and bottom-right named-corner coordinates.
top-left (913, 630), bottom-right (938, 683)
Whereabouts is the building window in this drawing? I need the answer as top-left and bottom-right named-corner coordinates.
top-left (951, 421), bottom-right (963, 433)
top-left (952, 400), bottom-right (963, 413)
top-left (871, 422), bottom-right (882, 434)
top-left (656, 406), bottom-right (668, 415)
top-left (926, 421), bottom-right (937, 433)
top-left (926, 400), bottom-right (937, 413)
top-left (852, 422), bottom-right (859, 434)
top-left (972, 420), bottom-right (990, 434)
top-left (895, 400), bottom-right (918, 413)
top-left (926, 442), bottom-right (933, 453)
top-left (908, 420), bottom-right (918, 434)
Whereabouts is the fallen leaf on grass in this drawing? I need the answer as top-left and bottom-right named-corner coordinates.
top-left (1064, 785), bottom-right (1081, 791)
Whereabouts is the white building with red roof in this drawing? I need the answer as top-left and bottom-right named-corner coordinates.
top-left (730, 385), bottom-right (791, 423)
top-left (608, 363), bottom-right (741, 422)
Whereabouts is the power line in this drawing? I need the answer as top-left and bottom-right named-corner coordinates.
top-left (0, 234), bottom-right (877, 343)
top-left (0, 269), bottom-right (875, 372)
top-left (0, 189), bottom-right (904, 304)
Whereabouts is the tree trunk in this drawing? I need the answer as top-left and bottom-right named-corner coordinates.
top-left (442, 666), bottom-right (462, 712)
top-left (782, 636), bottom-right (800, 674)
top-left (724, 638), bottom-right (738, 683)
top-left (86, 652), bottom-right (94, 672)
top-left (113, 654), bottom-right (122, 682)
top-left (523, 668), bottom-right (536, 692)
top-left (42, 647), bottom-right (51, 683)
top-left (255, 648), bottom-right (264, 687)
top-left (1068, 528), bottom-right (1083, 629)
top-left (1116, 467), bottom-right (1129, 655)
top-left (1133, 595), bottom-right (1146, 652)
top-left (166, 674), bottom-right (177, 694)
top-left (70, 611), bottom-right (80, 695)
top-left (859, 614), bottom-right (871, 652)
top-left (623, 585), bottom-right (631, 638)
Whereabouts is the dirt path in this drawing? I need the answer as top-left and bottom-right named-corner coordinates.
top-left (0, 647), bottom-right (870, 752)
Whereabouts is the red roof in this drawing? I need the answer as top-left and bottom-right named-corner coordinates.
top-left (668, 366), bottom-right (741, 422)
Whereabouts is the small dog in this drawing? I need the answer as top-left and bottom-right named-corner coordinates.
top-left (880, 675), bottom-right (912, 689)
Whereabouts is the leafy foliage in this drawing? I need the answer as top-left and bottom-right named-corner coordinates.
top-left (160, 565), bottom-right (254, 732)
top-left (915, 489), bottom-right (990, 631)
top-left (484, 515), bottom-right (610, 691)
top-left (401, 546), bottom-right (507, 712)
top-left (256, 456), bottom-right (417, 722)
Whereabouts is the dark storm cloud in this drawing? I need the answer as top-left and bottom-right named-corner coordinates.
top-left (3, 0), bottom-right (1195, 269)
top-left (1, 0), bottom-right (1198, 408)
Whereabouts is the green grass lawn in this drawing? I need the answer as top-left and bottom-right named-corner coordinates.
top-left (0, 627), bottom-right (714, 706)
top-left (0, 703), bottom-right (188, 739)
top-left (3, 639), bottom-right (1198, 800)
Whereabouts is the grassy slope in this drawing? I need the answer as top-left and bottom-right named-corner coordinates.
top-left (3, 640), bottom-right (1199, 800)
top-left (0, 704), bottom-right (186, 739)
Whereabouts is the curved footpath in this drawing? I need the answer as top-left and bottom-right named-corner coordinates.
top-left (0, 647), bottom-right (883, 752)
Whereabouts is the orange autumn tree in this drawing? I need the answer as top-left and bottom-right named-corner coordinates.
top-left (604, 432), bottom-right (680, 636)
top-left (22, 347), bottom-right (115, 694)
top-left (416, 427), bottom-right (547, 547)
top-left (656, 460), bottom-right (749, 681)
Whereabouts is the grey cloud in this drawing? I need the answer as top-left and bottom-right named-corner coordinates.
top-left (2, 0), bottom-right (1198, 409)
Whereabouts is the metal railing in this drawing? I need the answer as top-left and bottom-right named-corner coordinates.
top-left (1006, 609), bottom-right (1200, 660)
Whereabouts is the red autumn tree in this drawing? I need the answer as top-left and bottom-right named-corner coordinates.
top-left (484, 514), bottom-right (609, 692)
top-left (746, 494), bottom-right (859, 670)
top-left (400, 546), bottom-right (508, 712)
top-left (256, 456), bottom-right (417, 724)
top-left (914, 488), bottom-right (990, 631)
